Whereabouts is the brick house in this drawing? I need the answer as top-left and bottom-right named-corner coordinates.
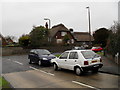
top-left (49, 24), bottom-right (75, 44)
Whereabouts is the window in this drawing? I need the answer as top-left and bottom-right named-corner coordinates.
top-left (59, 52), bottom-right (69, 59)
top-left (71, 39), bottom-right (74, 44)
top-left (37, 49), bottom-right (51, 55)
top-left (61, 32), bottom-right (67, 36)
top-left (69, 52), bottom-right (78, 59)
top-left (56, 39), bottom-right (62, 44)
top-left (81, 51), bottom-right (100, 59)
top-left (30, 50), bottom-right (35, 54)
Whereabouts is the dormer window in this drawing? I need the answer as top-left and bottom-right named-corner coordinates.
top-left (61, 32), bottom-right (67, 36)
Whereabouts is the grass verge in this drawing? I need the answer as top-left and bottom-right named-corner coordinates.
top-left (96, 52), bottom-right (104, 56)
top-left (0, 76), bottom-right (11, 88)
top-left (55, 54), bottom-right (60, 57)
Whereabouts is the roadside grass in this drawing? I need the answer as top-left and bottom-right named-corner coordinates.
top-left (55, 54), bottom-right (60, 57)
top-left (96, 51), bottom-right (104, 56)
top-left (0, 76), bottom-right (11, 88)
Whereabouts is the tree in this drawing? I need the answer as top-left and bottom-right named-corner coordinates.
top-left (93, 28), bottom-right (110, 47)
top-left (19, 34), bottom-right (30, 47)
top-left (108, 22), bottom-right (120, 57)
top-left (63, 35), bottom-right (70, 45)
top-left (29, 26), bottom-right (48, 47)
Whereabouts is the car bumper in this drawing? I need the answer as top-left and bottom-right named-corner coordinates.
top-left (41, 60), bottom-right (51, 65)
top-left (81, 63), bottom-right (103, 71)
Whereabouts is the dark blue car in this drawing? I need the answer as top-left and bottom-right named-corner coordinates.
top-left (28, 49), bottom-right (56, 66)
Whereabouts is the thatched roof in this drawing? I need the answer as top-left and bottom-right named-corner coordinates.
top-left (49, 24), bottom-right (69, 37)
top-left (74, 32), bottom-right (94, 42)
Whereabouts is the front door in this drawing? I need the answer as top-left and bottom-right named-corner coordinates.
top-left (58, 52), bottom-right (69, 69)
top-left (66, 52), bottom-right (79, 70)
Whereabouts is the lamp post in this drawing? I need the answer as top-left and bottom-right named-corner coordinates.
top-left (44, 18), bottom-right (51, 29)
top-left (86, 6), bottom-right (92, 47)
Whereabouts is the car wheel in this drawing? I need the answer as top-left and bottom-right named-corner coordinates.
top-left (53, 63), bottom-right (58, 71)
top-left (29, 59), bottom-right (32, 64)
top-left (92, 68), bottom-right (99, 73)
top-left (38, 60), bottom-right (41, 66)
top-left (75, 67), bottom-right (82, 76)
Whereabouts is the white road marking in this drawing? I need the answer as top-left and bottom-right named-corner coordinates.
top-left (29, 66), bottom-right (39, 71)
top-left (72, 81), bottom-right (100, 90)
top-left (13, 61), bottom-right (23, 65)
top-left (47, 73), bottom-right (55, 76)
top-left (29, 66), bottom-right (54, 76)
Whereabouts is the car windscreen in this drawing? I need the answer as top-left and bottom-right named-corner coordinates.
top-left (81, 51), bottom-right (100, 59)
top-left (37, 49), bottom-right (51, 55)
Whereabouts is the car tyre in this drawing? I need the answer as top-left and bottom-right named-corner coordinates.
top-left (38, 60), bottom-right (42, 66)
top-left (92, 68), bottom-right (99, 73)
top-left (53, 63), bottom-right (58, 71)
top-left (75, 67), bottom-right (82, 76)
top-left (29, 59), bottom-right (32, 64)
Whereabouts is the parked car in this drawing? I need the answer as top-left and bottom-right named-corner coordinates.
top-left (72, 46), bottom-right (85, 50)
top-left (91, 47), bottom-right (103, 52)
top-left (51, 50), bottom-right (103, 75)
top-left (28, 49), bottom-right (56, 66)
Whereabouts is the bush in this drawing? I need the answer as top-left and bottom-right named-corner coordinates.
top-left (19, 35), bottom-right (30, 47)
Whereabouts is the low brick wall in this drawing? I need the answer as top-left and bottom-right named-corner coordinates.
top-left (2, 46), bottom-right (73, 56)
top-left (38, 45), bottom-right (73, 53)
top-left (2, 47), bottom-right (30, 56)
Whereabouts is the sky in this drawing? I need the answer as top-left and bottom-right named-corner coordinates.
top-left (1, 0), bottom-right (119, 41)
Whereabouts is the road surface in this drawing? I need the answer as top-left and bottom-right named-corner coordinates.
top-left (2, 55), bottom-right (119, 89)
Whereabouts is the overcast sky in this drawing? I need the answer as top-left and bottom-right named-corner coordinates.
top-left (1, 0), bottom-right (119, 40)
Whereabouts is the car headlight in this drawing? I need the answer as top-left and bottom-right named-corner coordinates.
top-left (42, 58), bottom-right (48, 60)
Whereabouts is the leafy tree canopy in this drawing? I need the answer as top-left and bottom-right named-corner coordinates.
top-left (29, 26), bottom-right (48, 47)
top-left (93, 28), bottom-right (110, 47)
top-left (19, 34), bottom-right (30, 47)
top-left (108, 22), bottom-right (120, 56)
top-left (63, 34), bottom-right (70, 44)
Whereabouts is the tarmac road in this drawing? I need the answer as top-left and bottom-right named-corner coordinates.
top-left (2, 55), bottom-right (119, 88)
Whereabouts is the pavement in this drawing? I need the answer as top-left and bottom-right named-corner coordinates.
top-left (99, 56), bottom-right (120, 75)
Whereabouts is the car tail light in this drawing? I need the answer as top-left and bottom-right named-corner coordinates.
top-left (100, 59), bottom-right (102, 62)
top-left (84, 61), bottom-right (88, 65)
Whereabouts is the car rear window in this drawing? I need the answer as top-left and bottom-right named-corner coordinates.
top-left (81, 51), bottom-right (100, 59)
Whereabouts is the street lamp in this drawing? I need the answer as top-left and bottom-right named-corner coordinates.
top-left (44, 18), bottom-right (51, 29)
top-left (86, 6), bottom-right (92, 46)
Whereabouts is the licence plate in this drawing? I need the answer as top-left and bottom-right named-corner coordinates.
top-left (92, 60), bottom-right (97, 63)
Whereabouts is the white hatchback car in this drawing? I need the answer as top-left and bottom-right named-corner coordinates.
top-left (51, 50), bottom-right (103, 75)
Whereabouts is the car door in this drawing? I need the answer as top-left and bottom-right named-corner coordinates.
top-left (66, 52), bottom-right (79, 70)
top-left (29, 50), bottom-right (35, 62)
top-left (57, 52), bottom-right (69, 69)
top-left (33, 50), bottom-right (39, 63)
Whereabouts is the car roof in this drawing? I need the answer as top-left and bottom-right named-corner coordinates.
top-left (65, 49), bottom-right (92, 52)
top-left (31, 49), bottom-right (47, 50)
top-left (30, 49), bottom-right (48, 52)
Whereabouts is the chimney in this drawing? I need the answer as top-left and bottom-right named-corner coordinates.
top-left (69, 28), bottom-right (74, 34)
top-left (45, 22), bottom-right (48, 29)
